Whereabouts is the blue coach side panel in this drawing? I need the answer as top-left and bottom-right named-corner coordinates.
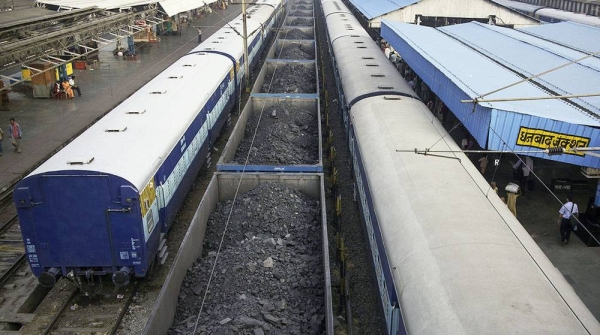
top-left (15, 173), bottom-right (149, 281)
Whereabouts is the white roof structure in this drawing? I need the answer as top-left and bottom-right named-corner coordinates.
top-left (35, 0), bottom-right (217, 17)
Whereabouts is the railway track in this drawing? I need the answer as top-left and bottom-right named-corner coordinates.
top-left (0, 188), bottom-right (25, 288)
top-left (37, 281), bottom-right (140, 335)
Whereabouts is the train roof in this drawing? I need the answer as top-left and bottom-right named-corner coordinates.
top-left (24, 1), bottom-right (279, 190)
top-left (26, 52), bottom-right (233, 189)
top-left (350, 96), bottom-right (600, 333)
top-left (323, 0), bottom-right (415, 105)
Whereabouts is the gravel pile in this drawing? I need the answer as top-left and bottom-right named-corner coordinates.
top-left (282, 28), bottom-right (312, 40)
top-left (232, 101), bottom-right (319, 165)
top-left (277, 43), bottom-right (314, 59)
top-left (169, 182), bottom-right (325, 335)
top-left (290, 18), bottom-right (313, 26)
top-left (291, 11), bottom-right (311, 17)
top-left (262, 64), bottom-right (316, 93)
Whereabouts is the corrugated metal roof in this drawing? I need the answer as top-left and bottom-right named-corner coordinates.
top-left (381, 20), bottom-right (600, 168)
top-left (159, 0), bottom-right (217, 17)
top-left (383, 20), bottom-right (599, 126)
top-left (492, 0), bottom-right (543, 12)
top-left (518, 21), bottom-right (600, 55)
top-left (35, 0), bottom-right (154, 10)
top-left (35, 0), bottom-right (214, 16)
top-left (347, 0), bottom-right (419, 20)
top-left (439, 21), bottom-right (600, 117)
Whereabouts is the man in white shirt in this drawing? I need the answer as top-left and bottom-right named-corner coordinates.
top-left (559, 196), bottom-right (579, 245)
top-left (68, 76), bottom-right (81, 97)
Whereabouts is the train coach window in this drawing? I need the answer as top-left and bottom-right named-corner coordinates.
top-left (150, 90), bottom-right (167, 94)
top-left (366, 64), bottom-right (379, 67)
top-left (354, 41), bottom-right (365, 44)
top-left (351, 35), bottom-right (360, 38)
top-left (168, 76), bottom-right (183, 79)
top-left (384, 96), bottom-right (402, 100)
top-left (357, 46), bottom-right (366, 49)
top-left (378, 86), bottom-right (393, 89)
top-left (362, 56), bottom-right (374, 59)
top-left (371, 74), bottom-right (385, 77)
top-left (183, 64), bottom-right (196, 67)
top-left (126, 109), bottom-right (146, 114)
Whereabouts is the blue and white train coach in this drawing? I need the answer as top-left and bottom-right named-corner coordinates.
top-left (14, 0), bottom-right (283, 288)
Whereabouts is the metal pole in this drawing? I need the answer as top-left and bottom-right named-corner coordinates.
top-left (242, 0), bottom-right (250, 92)
top-left (461, 92), bottom-right (600, 104)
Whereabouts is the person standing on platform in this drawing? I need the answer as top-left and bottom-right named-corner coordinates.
top-left (506, 189), bottom-right (519, 217)
top-left (478, 154), bottom-right (488, 174)
top-left (513, 156), bottom-right (533, 194)
top-left (197, 27), bottom-right (202, 43)
top-left (68, 76), bottom-right (82, 97)
top-left (559, 196), bottom-right (579, 245)
top-left (9, 118), bottom-right (21, 154)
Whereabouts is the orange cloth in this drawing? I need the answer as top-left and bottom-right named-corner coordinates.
top-left (62, 81), bottom-right (74, 99)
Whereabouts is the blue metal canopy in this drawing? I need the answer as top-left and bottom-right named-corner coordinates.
top-left (347, 0), bottom-right (419, 20)
top-left (381, 20), bottom-right (600, 168)
top-left (518, 21), bottom-right (600, 55)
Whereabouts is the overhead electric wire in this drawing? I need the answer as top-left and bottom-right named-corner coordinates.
top-left (192, 5), bottom-right (289, 333)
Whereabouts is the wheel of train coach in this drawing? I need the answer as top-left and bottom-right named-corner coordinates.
top-left (14, 0), bottom-right (284, 289)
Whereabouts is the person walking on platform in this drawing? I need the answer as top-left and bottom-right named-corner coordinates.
top-left (68, 76), bottom-right (82, 97)
top-left (513, 156), bottom-right (533, 194)
top-left (197, 27), bottom-right (202, 43)
top-left (559, 196), bottom-right (579, 245)
top-left (9, 118), bottom-right (21, 154)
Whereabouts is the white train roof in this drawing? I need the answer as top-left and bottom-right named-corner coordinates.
top-left (27, 0), bottom-right (278, 190)
top-left (350, 96), bottom-right (600, 333)
top-left (28, 51), bottom-right (232, 189)
top-left (323, 4), bottom-right (371, 42)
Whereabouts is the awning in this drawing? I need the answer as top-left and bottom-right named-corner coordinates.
top-left (381, 20), bottom-right (600, 168)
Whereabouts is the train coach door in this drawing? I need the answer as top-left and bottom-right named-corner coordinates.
top-left (35, 175), bottom-right (116, 269)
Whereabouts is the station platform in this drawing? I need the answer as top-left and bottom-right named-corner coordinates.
top-left (0, 3), bottom-right (599, 328)
top-left (0, 5), bottom-right (242, 192)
